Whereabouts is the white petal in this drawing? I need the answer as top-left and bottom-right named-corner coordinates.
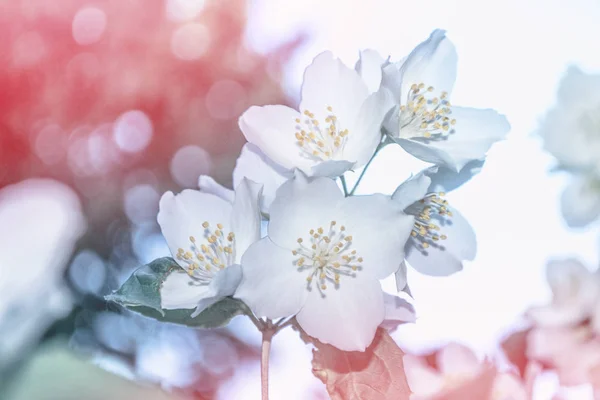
top-left (437, 342), bottom-right (481, 375)
top-left (300, 51), bottom-right (370, 129)
top-left (239, 105), bottom-right (313, 172)
top-left (425, 159), bottom-right (485, 193)
top-left (395, 261), bottom-right (408, 292)
top-left (381, 292), bottom-right (416, 332)
top-left (527, 303), bottom-right (590, 327)
top-left (268, 175), bottom-right (344, 249)
top-left (198, 175), bottom-right (234, 203)
top-left (236, 238), bottom-right (307, 319)
top-left (355, 49), bottom-right (385, 94)
top-left (231, 178), bottom-right (263, 264)
top-left (232, 143), bottom-right (291, 213)
top-left (392, 169), bottom-right (433, 210)
top-left (530, 259), bottom-right (600, 327)
top-left (157, 190), bottom-right (233, 269)
top-left (311, 160), bottom-right (355, 178)
top-left (405, 206), bottom-right (476, 276)
top-left (342, 88), bottom-right (395, 168)
top-left (296, 275), bottom-right (384, 351)
top-left (381, 61), bottom-right (403, 104)
top-left (335, 194), bottom-right (415, 279)
top-left (160, 269), bottom-right (212, 310)
top-left (191, 264), bottom-right (242, 317)
top-left (560, 175), bottom-right (600, 228)
top-left (160, 265), bottom-right (242, 314)
top-left (397, 106), bottom-right (510, 171)
top-left (541, 68), bottom-right (600, 170)
top-left (546, 258), bottom-right (590, 295)
top-left (399, 29), bottom-right (457, 101)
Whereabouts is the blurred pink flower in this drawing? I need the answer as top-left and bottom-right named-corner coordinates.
top-left (404, 343), bottom-right (528, 400)
top-left (527, 259), bottom-right (600, 327)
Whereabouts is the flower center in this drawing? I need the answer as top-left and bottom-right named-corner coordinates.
top-left (176, 221), bottom-right (235, 283)
top-left (294, 106), bottom-right (349, 161)
top-left (406, 193), bottom-right (451, 251)
top-left (290, 220), bottom-right (363, 296)
top-left (399, 83), bottom-right (456, 140)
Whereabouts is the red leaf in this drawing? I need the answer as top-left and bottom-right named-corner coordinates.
top-left (311, 327), bottom-right (411, 400)
top-left (501, 328), bottom-right (531, 377)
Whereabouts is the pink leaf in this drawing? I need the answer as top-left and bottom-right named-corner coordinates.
top-left (311, 327), bottom-right (411, 400)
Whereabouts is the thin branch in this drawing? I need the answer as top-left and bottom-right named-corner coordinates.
top-left (340, 175), bottom-right (349, 197)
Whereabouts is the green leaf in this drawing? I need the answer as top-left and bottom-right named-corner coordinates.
top-left (105, 257), bottom-right (248, 329)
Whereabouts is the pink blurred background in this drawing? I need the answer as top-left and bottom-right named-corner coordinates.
top-left (3, 0), bottom-right (600, 399)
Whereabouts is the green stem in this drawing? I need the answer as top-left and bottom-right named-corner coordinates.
top-left (340, 175), bottom-right (349, 197)
top-left (274, 317), bottom-right (295, 333)
top-left (349, 139), bottom-right (388, 196)
top-left (261, 320), bottom-right (274, 400)
top-left (242, 305), bottom-right (264, 331)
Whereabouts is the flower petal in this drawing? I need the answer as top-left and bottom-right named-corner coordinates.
top-left (437, 342), bottom-right (481, 376)
top-left (296, 275), bottom-right (384, 351)
top-left (529, 258), bottom-right (600, 327)
top-left (232, 143), bottom-right (292, 213)
top-left (198, 175), bottom-right (234, 203)
top-left (355, 49), bottom-right (385, 94)
top-left (395, 260), bottom-right (408, 292)
top-left (231, 178), bottom-right (263, 264)
top-left (492, 373), bottom-right (528, 400)
top-left (336, 194), bottom-right (415, 279)
top-left (403, 354), bottom-right (445, 396)
top-left (560, 175), bottom-right (600, 228)
top-left (546, 258), bottom-right (592, 298)
top-left (311, 160), bottom-right (355, 178)
top-left (381, 60), bottom-right (404, 104)
top-left (405, 206), bottom-right (476, 276)
top-left (157, 190), bottom-right (233, 269)
top-left (300, 51), bottom-right (370, 128)
top-left (268, 174), bottom-right (344, 249)
top-left (397, 107), bottom-right (510, 172)
top-left (399, 29), bottom-right (457, 101)
top-left (425, 159), bottom-right (485, 193)
top-left (160, 269), bottom-right (212, 310)
top-left (236, 238), bottom-right (307, 319)
top-left (160, 265), bottom-right (242, 314)
top-left (239, 105), bottom-right (313, 172)
top-left (541, 67), bottom-right (600, 169)
top-left (191, 264), bottom-right (243, 317)
top-left (381, 292), bottom-right (416, 332)
top-left (342, 88), bottom-right (395, 168)
top-left (392, 169), bottom-right (434, 210)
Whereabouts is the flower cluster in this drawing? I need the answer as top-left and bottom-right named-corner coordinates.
top-left (155, 29), bottom-right (509, 351)
top-left (404, 342), bottom-right (536, 400)
top-left (539, 67), bottom-right (600, 227)
top-left (525, 259), bottom-right (600, 388)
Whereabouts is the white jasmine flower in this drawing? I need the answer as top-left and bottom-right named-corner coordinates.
top-left (157, 178), bottom-right (262, 316)
top-left (391, 168), bottom-right (476, 290)
top-left (382, 29), bottom-right (510, 172)
top-left (527, 259), bottom-right (600, 327)
top-left (539, 66), bottom-right (600, 227)
top-left (232, 143), bottom-right (292, 213)
top-left (235, 172), bottom-right (414, 351)
top-left (238, 51), bottom-right (394, 181)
